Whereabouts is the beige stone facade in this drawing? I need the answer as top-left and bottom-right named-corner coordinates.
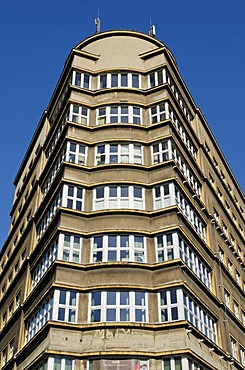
top-left (0, 30), bottom-right (244, 370)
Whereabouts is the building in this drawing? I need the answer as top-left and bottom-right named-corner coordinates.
top-left (0, 29), bottom-right (244, 370)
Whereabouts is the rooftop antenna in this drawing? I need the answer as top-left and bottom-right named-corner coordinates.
top-left (95, 10), bottom-right (101, 34)
top-left (149, 18), bottom-right (156, 37)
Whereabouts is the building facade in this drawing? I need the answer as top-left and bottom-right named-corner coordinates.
top-left (0, 30), bottom-right (244, 370)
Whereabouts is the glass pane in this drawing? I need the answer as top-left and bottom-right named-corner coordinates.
top-left (163, 359), bottom-right (170, 370)
top-left (120, 291), bottom-right (129, 305)
top-left (161, 308), bottom-right (168, 322)
top-left (111, 74), bottom-right (118, 87)
top-left (62, 250), bottom-right (69, 261)
top-left (68, 309), bottom-right (76, 322)
top-left (94, 236), bottom-right (103, 248)
top-left (120, 308), bottom-right (130, 321)
top-left (120, 235), bottom-right (129, 247)
top-left (108, 251), bottom-right (117, 261)
top-left (108, 236), bottom-right (117, 248)
top-left (132, 74), bottom-right (139, 88)
top-left (58, 307), bottom-right (65, 321)
top-left (96, 188), bottom-right (104, 198)
top-left (106, 309), bottom-right (116, 321)
top-left (135, 291), bottom-right (145, 305)
top-left (134, 187), bottom-right (142, 198)
top-left (69, 292), bottom-right (76, 305)
top-left (92, 292), bottom-right (101, 306)
top-left (121, 74), bottom-right (128, 86)
top-left (160, 291), bottom-right (167, 305)
top-left (83, 74), bottom-right (90, 89)
top-left (121, 186), bottom-right (129, 197)
top-left (77, 188), bottom-right (83, 198)
top-left (109, 187), bottom-right (117, 197)
top-left (91, 309), bottom-right (101, 322)
top-left (170, 289), bottom-right (177, 304)
top-left (171, 307), bottom-right (178, 320)
top-left (54, 358), bottom-right (62, 370)
top-left (59, 290), bottom-right (66, 304)
top-left (107, 291), bottom-right (116, 305)
top-left (135, 309), bottom-right (145, 322)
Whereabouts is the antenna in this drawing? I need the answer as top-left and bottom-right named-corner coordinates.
top-left (149, 18), bottom-right (156, 37)
top-left (95, 10), bottom-right (101, 34)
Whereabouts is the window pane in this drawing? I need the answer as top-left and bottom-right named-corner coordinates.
top-left (107, 291), bottom-right (116, 305)
top-left (106, 309), bottom-right (116, 321)
top-left (59, 290), bottom-right (66, 304)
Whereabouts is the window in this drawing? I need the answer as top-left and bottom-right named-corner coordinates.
top-left (68, 104), bottom-right (88, 125)
top-left (72, 70), bottom-right (90, 89)
top-left (152, 141), bottom-right (201, 196)
top-left (34, 356), bottom-right (74, 370)
top-left (90, 291), bottom-right (147, 322)
top-left (159, 288), bottom-right (217, 342)
top-left (150, 103), bottom-right (168, 123)
top-left (2, 311), bottom-right (7, 326)
top-left (97, 106), bottom-right (142, 125)
top-left (162, 357), bottom-right (183, 370)
top-left (154, 184), bottom-right (171, 209)
top-left (92, 234), bottom-right (146, 262)
top-left (32, 233), bottom-right (82, 287)
top-left (9, 338), bottom-right (14, 358)
top-left (235, 270), bottom-right (241, 285)
top-left (159, 289), bottom-right (180, 322)
top-left (63, 185), bottom-right (84, 211)
top-left (98, 72), bottom-right (140, 88)
top-left (233, 299), bottom-right (239, 318)
top-left (153, 183), bottom-right (206, 240)
top-left (227, 259), bottom-right (233, 275)
top-left (66, 141), bottom-right (86, 165)
top-left (240, 345), bottom-right (245, 366)
top-left (2, 347), bottom-right (7, 366)
top-left (42, 142), bottom-right (87, 197)
top-left (213, 208), bottom-right (219, 222)
top-left (96, 143), bottom-right (143, 165)
top-left (25, 290), bottom-right (78, 343)
top-left (9, 301), bottom-right (14, 318)
top-left (218, 246), bottom-right (225, 263)
top-left (230, 336), bottom-right (238, 359)
top-left (224, 289), bottom-right (230, 308)
top-left (183, 292), bottom-right (217, 342)
top-left (156, 233), bottom-right (176, 262)
top-left (56, 290), bottom-right (78, 323)
top-left (16, 291), bottom-right (21, 308)
top-left (149, 69), bottom-right (166, 87)
top-left (94, 185), bottom-right (144, 210)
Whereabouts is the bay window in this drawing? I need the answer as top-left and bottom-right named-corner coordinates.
top-left (94, 185), bottom-right (144, 210)
top-left (97, 105), bottom-right (142, 125)
top-left (96, 143), bottom-right (143, 165)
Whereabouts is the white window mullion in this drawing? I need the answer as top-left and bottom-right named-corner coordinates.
top-left (177, 289), bottom-right (185, 320)
top-left (53, 290), bottom-right (59, 321)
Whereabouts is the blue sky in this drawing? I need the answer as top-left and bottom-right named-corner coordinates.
top-left (0, 0), bottom-right (245, 248)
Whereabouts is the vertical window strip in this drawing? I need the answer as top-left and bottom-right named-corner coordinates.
top-left (47, 111), bottom-right (69, 159)
top-left (25, 290), bottom-right (78, 343)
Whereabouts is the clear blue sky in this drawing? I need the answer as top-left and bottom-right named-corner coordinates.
top-left (0, 0), bottom-right (244, 248)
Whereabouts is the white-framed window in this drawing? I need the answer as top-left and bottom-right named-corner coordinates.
top-left (150, 103), bottom-right (168, 123)
top-left (227, 259), bottom-right (233, 275)
top-left (159, 289), bottom-right (180, 322)
top-left (159, 288), bottom-right (217, 343)
top-left (224, 289), bottom-right (230, 308)
top-left (152, 140), bottom-right (170, 163)
top-left (97, 106), bottom-right (142, 125)
top-left (46, 114), bottom-right (67, 159)
top-left (88, 359), bottom-right (148, 370)
top-left (178, 234), bottom-right (211, 288)
top-left (99, 72), bottom-right (141, 89)
top-left (230, 336), bottom-right (238, 359)
top-left (9, 338), bottom-right (14, 358)
top-left (233, 299), bottom-right (239, 318)
top-left (218, 246), bottom-right (225, 263)
top-left (183, 291), bottom-right (217, 342)
top-left (240, 345), bottom-right (245, 366)
top-left (96, 143), bottom-right (143, 165)
top-left (94, 185), bottom-right (144, 210)
top-left (148, 69), bottom-right (166, 87)
top-left (156, 232), bottom-right (176, 262)
top-left (92, 234), bottom-right (146, 263)
top-left (55, 290), bottom-right (78, 323)
top-left (242, 310), bottom-right (245, 326)
top-left (38, 184), bottom-right (84, 239)
top-left (235, 270), bottom-right (241, 285)
top-left (187, 357), bottom-right (210, 370)
top-left (90, 290), bottom-right (147, 323)
top-left (42, 142), bottom-right (87, 197)
top-left (71, 70), bottom-right (91, 89)
top-left (63, 184), bottom-right (84, 211)
top-left (25, 290), bottom-right (78, 343)
top-left (68, 103), bottom-right (89, 125)
top-left (162, 356), bottom-right (186, 370)
top-left (2, 347), bottom-right (7, 366)
top-left (58, 233), bottom-right (82, 263)
top-left (174, 185), bottom-right (206, 240)
top-left (35, 356), bottom-right (74, 370)
top-left (154, 183), bottom-right (172, 209)
top-left (66, 141), bottom-right (87, 165)
top-left (32, 233), bottom-right (82, 288)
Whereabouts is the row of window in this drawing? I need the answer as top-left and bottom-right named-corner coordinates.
top-left (230, 336), bottom-right (245, 365)
top-left (1, 338), bottom-right (14, 367)
top-left (70, 68), bottom-right (193, 123)
top-left (31, 231), bottom-right (210, 291)
top-left (25, 288), bottom-right (217, 344)
top-left (218, 246), bottom-right (244, 292)
top-left (37, 183), bottom-right (206, 240)
top-left (224, 288), bottom-right (245, 325)
top-left (1, 291), bottom-right (21, 328)
top-left (43, 138), bottom-right (200, 199)
top-left (31, 356), bottom-right (214, 370)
